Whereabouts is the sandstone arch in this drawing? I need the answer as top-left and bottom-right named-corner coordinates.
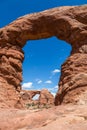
top-left (0, 5), bottom-right (87, 107)
top-left (21, 89), bottom-right (54, 107)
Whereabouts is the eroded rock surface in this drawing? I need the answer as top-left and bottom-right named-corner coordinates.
top-left (55, 54), bottom-right (87, 105)
top-left (39, 89), bottom-right (54, 105)
top-left (0, 5), bottom-right (87, 107)
top-left (0, 104), bottom-right (87, 130)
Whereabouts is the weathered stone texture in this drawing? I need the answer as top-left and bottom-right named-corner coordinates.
top-left (0, 5), bottom-right (87, 107)
top-left (39, 89), bottom-right (54, 105)
top-left (55, 53), bottom-right (87, 105)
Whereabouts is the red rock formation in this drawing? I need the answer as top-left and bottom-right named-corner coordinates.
top-left (0, 43), bottom-right (24, 108)
top-left (0, 5), bottom-right (87, 107)
top-left (55, 54), bottom-right (87, 105)
top-left (20, 89), bottom-right (54, 107)
top-left (20, 90), bottom-right (40, 101)
top-left (39, 89), bottom-right (54, 105)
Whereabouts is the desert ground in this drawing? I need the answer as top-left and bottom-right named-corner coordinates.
top-left (0, 104), bottom-right (87, 130)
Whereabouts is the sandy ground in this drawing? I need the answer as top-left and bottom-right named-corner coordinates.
top-left (0, 104), bottom-right (87, 130)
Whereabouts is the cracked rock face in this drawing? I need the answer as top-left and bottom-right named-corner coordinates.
top-left (0, 5), bottom-right (87, 107)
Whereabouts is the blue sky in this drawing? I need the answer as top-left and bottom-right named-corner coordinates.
top-left (0, 0), bottom-right (87, 96)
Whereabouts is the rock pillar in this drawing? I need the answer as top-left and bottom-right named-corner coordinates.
top-left (55, 44), bottom-right (87, 105)
top-left (0, 42), bottom-right (24, 108)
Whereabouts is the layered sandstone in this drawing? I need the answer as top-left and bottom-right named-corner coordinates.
top-left (0, 43), bottom-right (24, 108)
top-left (55, 54), bottom-right (87, 105)
top-left (0, 5), bottom-right (87, 107)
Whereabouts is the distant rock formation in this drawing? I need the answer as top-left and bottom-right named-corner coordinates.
top-left (20, 89), bottom-right (54, 107)
top-left (0, 5), bottom-right (87, 107)
top-left (39, 89), bottom-right (54, 105)
top-left (20, 90), bottom-right (40, 101)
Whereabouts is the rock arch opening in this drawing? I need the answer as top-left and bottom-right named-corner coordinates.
top-left (0, 5), bottom-right (87, 108)
top-left (22, 37), bottom-right (71, 97)
top-left (32, 94), bottom-right (40, 100)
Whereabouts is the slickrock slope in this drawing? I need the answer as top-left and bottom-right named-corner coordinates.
top-left (0, 5), bottom-right (87, 107)
top-left (0, 104), bottom-right (87, 130)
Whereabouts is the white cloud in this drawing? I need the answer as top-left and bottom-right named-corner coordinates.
top-left (48, 87), bottom-right (54, 91)
top-left (22, 82), bottom-right (33, 89)
top-left (54, 85), bottom-right (58, 89)
top-left (51, 92), bottom-right (56, 97)
top-left (45, 80), bottom-right (52, 84)
top-left (52, 69), bottom-right (60, 75)
top-left (37, 80), bottom-right (42, 84)
top-left (36, 79), bottom-right (42, 84)
top-left (48, 85), bottom-right (58, 92)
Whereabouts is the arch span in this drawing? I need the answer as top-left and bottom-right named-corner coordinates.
top-left (0, 5), bottom-right (87, 107)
